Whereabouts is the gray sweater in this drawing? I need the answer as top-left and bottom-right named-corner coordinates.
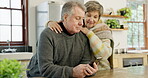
top-left (27, 25), bottom-right (93, 78)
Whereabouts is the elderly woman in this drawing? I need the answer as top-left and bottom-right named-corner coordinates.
top-left (47, 1), bottom-right (114, 70)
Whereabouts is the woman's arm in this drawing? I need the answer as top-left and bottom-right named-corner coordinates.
top-left (81, 24), bottom-right (112, 60)
top-left (85, 30), bottom-right (112, 60)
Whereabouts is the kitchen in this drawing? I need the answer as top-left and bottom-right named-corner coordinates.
top-left (0, 0), bottom-right (148, 78)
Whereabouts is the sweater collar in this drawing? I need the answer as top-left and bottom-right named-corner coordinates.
top-left (59, 22), bottom-right (74, 36)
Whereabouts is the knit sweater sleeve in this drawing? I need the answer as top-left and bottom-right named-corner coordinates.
top-left (86, 31), bottom-right (112, 60)
top-left (37, 28), bottom-right (73, 78)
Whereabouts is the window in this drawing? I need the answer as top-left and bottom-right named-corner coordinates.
top-left (127, 0), bottom-right (147, 49)
top-left (0, 0), bottom-right (28, 46)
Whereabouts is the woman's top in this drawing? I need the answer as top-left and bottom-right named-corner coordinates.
top-left (86, 23), bottom-right (114, 70)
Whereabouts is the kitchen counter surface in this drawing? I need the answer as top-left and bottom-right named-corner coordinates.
top-left (87, 65), bottom-right (148, 78)
top-left (0, 52), bottom-right (33, 60)
top-left (127, 50), bottom-right (148, 54)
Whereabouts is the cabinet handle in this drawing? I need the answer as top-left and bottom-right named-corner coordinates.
top-left (135, 62), bottom-right (138, 66)
top-left (129, 62), bottom-right (132, 67)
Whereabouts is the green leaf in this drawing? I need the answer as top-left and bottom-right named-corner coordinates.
top-left (0, 59), bottom-right (26, 78)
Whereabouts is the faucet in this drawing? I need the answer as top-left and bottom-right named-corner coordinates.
top-left (7, 40), bottom-right (11, 49)
top-left (1, 40), bottom-right (17, 53)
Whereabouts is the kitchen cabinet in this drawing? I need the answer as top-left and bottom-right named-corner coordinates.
top-left (112, 54), bottom-right (147, 68)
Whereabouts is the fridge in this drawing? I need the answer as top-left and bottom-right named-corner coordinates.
top-left (36, 1), bottom-right (63, 40)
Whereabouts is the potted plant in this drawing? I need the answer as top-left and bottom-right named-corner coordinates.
top-left (105, 19), bottom-right (120, 29)
top-left (0, 59), bottom-right (26, 78)
top-left (117, 7), bottom-right (132, 19)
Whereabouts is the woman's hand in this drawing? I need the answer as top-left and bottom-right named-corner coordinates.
top-left (48, 21), bottom-right (63, 33)
top-left (93, 24), bottom-right (110, 33)
top-left (81, 27), bottom-right (90, 34)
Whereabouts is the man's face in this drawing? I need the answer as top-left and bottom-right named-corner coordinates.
top-left (63, 6), bottom-right (85, 34)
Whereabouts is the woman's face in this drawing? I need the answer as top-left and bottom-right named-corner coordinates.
top-left (84, 11), bottom-right (99, 29)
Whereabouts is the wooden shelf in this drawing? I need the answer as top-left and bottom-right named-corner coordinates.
top-left (111, 28), bottom-right (128, 31)
top-left (101, 15), bottom-right (128, 31)
top-left (102, 15), bottom-right (128, 18)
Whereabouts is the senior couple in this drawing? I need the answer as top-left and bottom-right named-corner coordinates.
top-left (27, 1), bottom-right (114, 78)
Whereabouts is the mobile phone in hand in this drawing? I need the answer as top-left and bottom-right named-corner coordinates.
top-left (89, 57), bottom-right (102, 67)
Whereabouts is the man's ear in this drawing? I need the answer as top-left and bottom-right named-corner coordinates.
top-left (63, 14), bottom-right (68, 21)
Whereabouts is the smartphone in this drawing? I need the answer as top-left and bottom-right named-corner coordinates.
top-left (89, 57), bottom-right (102, 67)
top-left (82, 19), bottom-right (86, 27)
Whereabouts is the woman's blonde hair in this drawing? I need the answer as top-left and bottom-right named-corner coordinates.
top-left (85, 1), bottom-right (103, 19)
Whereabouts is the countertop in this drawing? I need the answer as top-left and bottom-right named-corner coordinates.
top-left (0, 52), bottom-right (33, 60)
top-left (127, 50), bottom-right (148, 54)
top-left (88, 65), bottom-right (148, 78)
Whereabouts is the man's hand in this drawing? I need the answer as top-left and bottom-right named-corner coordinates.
top-left (73, 64), bottom-right (87, 78)
top-left (73, 63), bottom-right (98, 78)
top-left (84, 62), bottom-right (98, 76)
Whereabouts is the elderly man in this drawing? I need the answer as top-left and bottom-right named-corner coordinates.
top-left (27, 1), bottom-right (98, 78)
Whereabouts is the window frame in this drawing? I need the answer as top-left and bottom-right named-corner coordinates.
top-left (0, 0), bottom-right (28, 46)
top-left (144, 4), bottom-right (148, 49)
top-left (127, 4), bottom-right (147, 50)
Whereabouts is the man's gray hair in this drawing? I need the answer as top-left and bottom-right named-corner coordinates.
top-left (61, 1), bottom-right (85, 20)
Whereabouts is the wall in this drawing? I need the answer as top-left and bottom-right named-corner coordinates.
top-left (28, 0), bottom-right (127, 53)
top-left (97, 0), bottom-right (126, 14)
